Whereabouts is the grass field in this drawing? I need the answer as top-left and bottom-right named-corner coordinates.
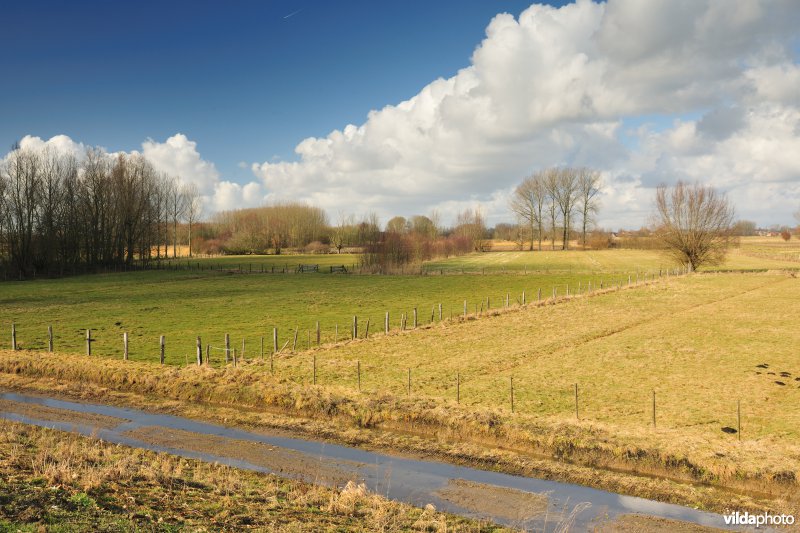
top-left (2, 272), bottom-right (798, 513)
top-left (1, 256), bottom-right (678, 365)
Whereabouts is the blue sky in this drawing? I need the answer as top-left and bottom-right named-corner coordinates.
top-left (1, 0), bottom-right (548, 183)
top-left (3, 1), bottom-right (799, 228)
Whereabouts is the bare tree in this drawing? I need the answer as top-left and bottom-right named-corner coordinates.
top-left (455, 207), bottom-right (487, 251)
top-left (654, 181), bottom-right (735, 271)
top-left (182, 183), bottom-right (202, 258)
top-left (510, 172), bottom-right (546, 251)
top-left (167, 177), bottom-right (187, 258)
top-left (577, 168), bottom-right (602, 248)
top-left (543, 169), bottom-right (560, 250)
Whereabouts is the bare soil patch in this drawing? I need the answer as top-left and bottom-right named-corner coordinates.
top-left (435, 478), bottom-right (549, 522)
top-left (124, 425), bottom-right (361, 486)
top-left (0, 399), bottom-right (128, 429)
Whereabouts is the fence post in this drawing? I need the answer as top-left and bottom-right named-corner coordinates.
top-left (538, 288), bottom-right (541, 302)
top-left (738, 399), bottom-right (741, 441)
top-left (413, 307), bottom-right (417, 329)
top-left (273, 328), bottom-right (278, 354)
top-left (385, 311), bottom-right (389, 334)
top-left (241, 338), bottom-right (246, 360)
top-left (260, 336), bottom-right (264, 360)
top-left (506, 293), bottom-right (509, 308)
top-left (316, 321), bottom-right (321, 345)
top-left (313, 355), bottom-right (317, 385)
top-left (522, 291), bottom-right (526, 305)
top-left (652, 390), bottom-right (656, 427)
top-left (292, 328), bottom-right (298, 351)
top-left (463, 300), bottom-right (467, 318)
top-left (196, 336), bottom-right (202, 366)
top-left (510, 376), bottom-right (515, 413)
top-left (232, 347), bottom-right (237, 367)
top-left (48, 325), bottom-right (53, 353)
top-left (86, 329), bottom-right (92, 356)
top-left (438, 303), bottom-right (442, 321)
top-left (123, 332), bottom-right (129, 360)
top-left (206, 344), bottom-right (210, 366)
top-left (364, 319), bottom-right (370, 339)
top-left (159, 335), bottom-right (165, 364)
top-left (225, 333), bottom-right (230, 364)
top-left (353, 316), bottom-right (358, 339)
top-left (552, 287), bottom-right (556, 300)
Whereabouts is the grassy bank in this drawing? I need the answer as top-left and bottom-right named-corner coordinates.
top-left (0, 420), bottom-right (501, 532)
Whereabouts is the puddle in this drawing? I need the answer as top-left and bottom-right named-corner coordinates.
top-left (0, 391), bottom-right (743, 530)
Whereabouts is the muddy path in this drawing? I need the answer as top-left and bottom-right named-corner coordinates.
top-left (0, 391), bottom-right (740, 531)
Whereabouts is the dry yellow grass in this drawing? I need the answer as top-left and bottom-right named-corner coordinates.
top-left (0, 420), bottom-right (502, 531)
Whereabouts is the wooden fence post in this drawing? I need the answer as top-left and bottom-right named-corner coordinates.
top-left (353, 316), bottom-right (358, 339)
top-left (196, 336), bottom-right (203, 366)
top-left (538, 288), bottom-right (541, 302)
top-left (506, 293), bottom-right (509, 308)
top-left (413, 307), bottom-right (417, 329)
top-left (159, 335), bottom-right (165, 364)
top-left (260, 336), bottom-right (264, 360)
top-left (510, 376), bottom-right (514, 413)
top-left (232, 347), bottom-right (237, 367)
top-left (123, 332), bottom-right (129, 360)
top-left (292, 328), bottom-right (298, 351)
top-left (48, 325), bottom-right (53, 353)
top-left (385, 311), bottom-right (389, 334)
top-left (313, 355), bottom-right (317, 385)
top-left (225, 333), bottom-right (230, 364)
top-left (652, 390), bottom-right (656, 427)
top-left (11, 323), bottom-right (17, 351)
top-left (206, 344), bottom-right (210, 366)
top-left (273, 328), bottom-right (278, 354)
top-left (738, 399), bottom-right (741, 441)
top-left (316, 321), bottom-right (320, 345)
top-left (438, 303), bottom-right (442, 321)
top-left (86, 329), bottom-right (92, 356)
top-left (241, 338), bottom-right (246, 360)
top-left (522, 291), bottom-right (526, 305)
top-left (364, 319), bottom-right (370, 339)
top-left (463, 300), bottom-right (467, 318)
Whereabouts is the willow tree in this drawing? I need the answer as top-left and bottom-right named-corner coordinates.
top-left (654, 181), bottom-right (735, 271)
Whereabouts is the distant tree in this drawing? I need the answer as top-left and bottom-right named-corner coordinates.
top-left (385, 216), bottom-right (408, 234)
top-left (454, 207), bottom-right (487, 251)
top-left (780, 227), bottom-right (792, 241)
top-left (510, 172), bottom-right (546, 251)
top-left (577, 168), bottom-right (602, 248)
top-left (732, 220), bottom-right (757, 237)
top-left (543, 169), bottom-right (560, 250)
top-left (182, 183), bottom-right (202, 257)
top-left (654, 181), bottom-right (735, 271)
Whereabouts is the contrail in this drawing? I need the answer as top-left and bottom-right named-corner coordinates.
top-left (283, 8), bottom-right (302, 19)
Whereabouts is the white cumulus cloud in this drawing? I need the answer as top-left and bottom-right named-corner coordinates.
top-left (251, 0), bottom-right (800, 228)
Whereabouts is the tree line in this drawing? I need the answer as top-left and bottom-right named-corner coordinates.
top-left (0, 144), bottom-right (200, 278)
top-left (509, 167), bottom-right (602, 250)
